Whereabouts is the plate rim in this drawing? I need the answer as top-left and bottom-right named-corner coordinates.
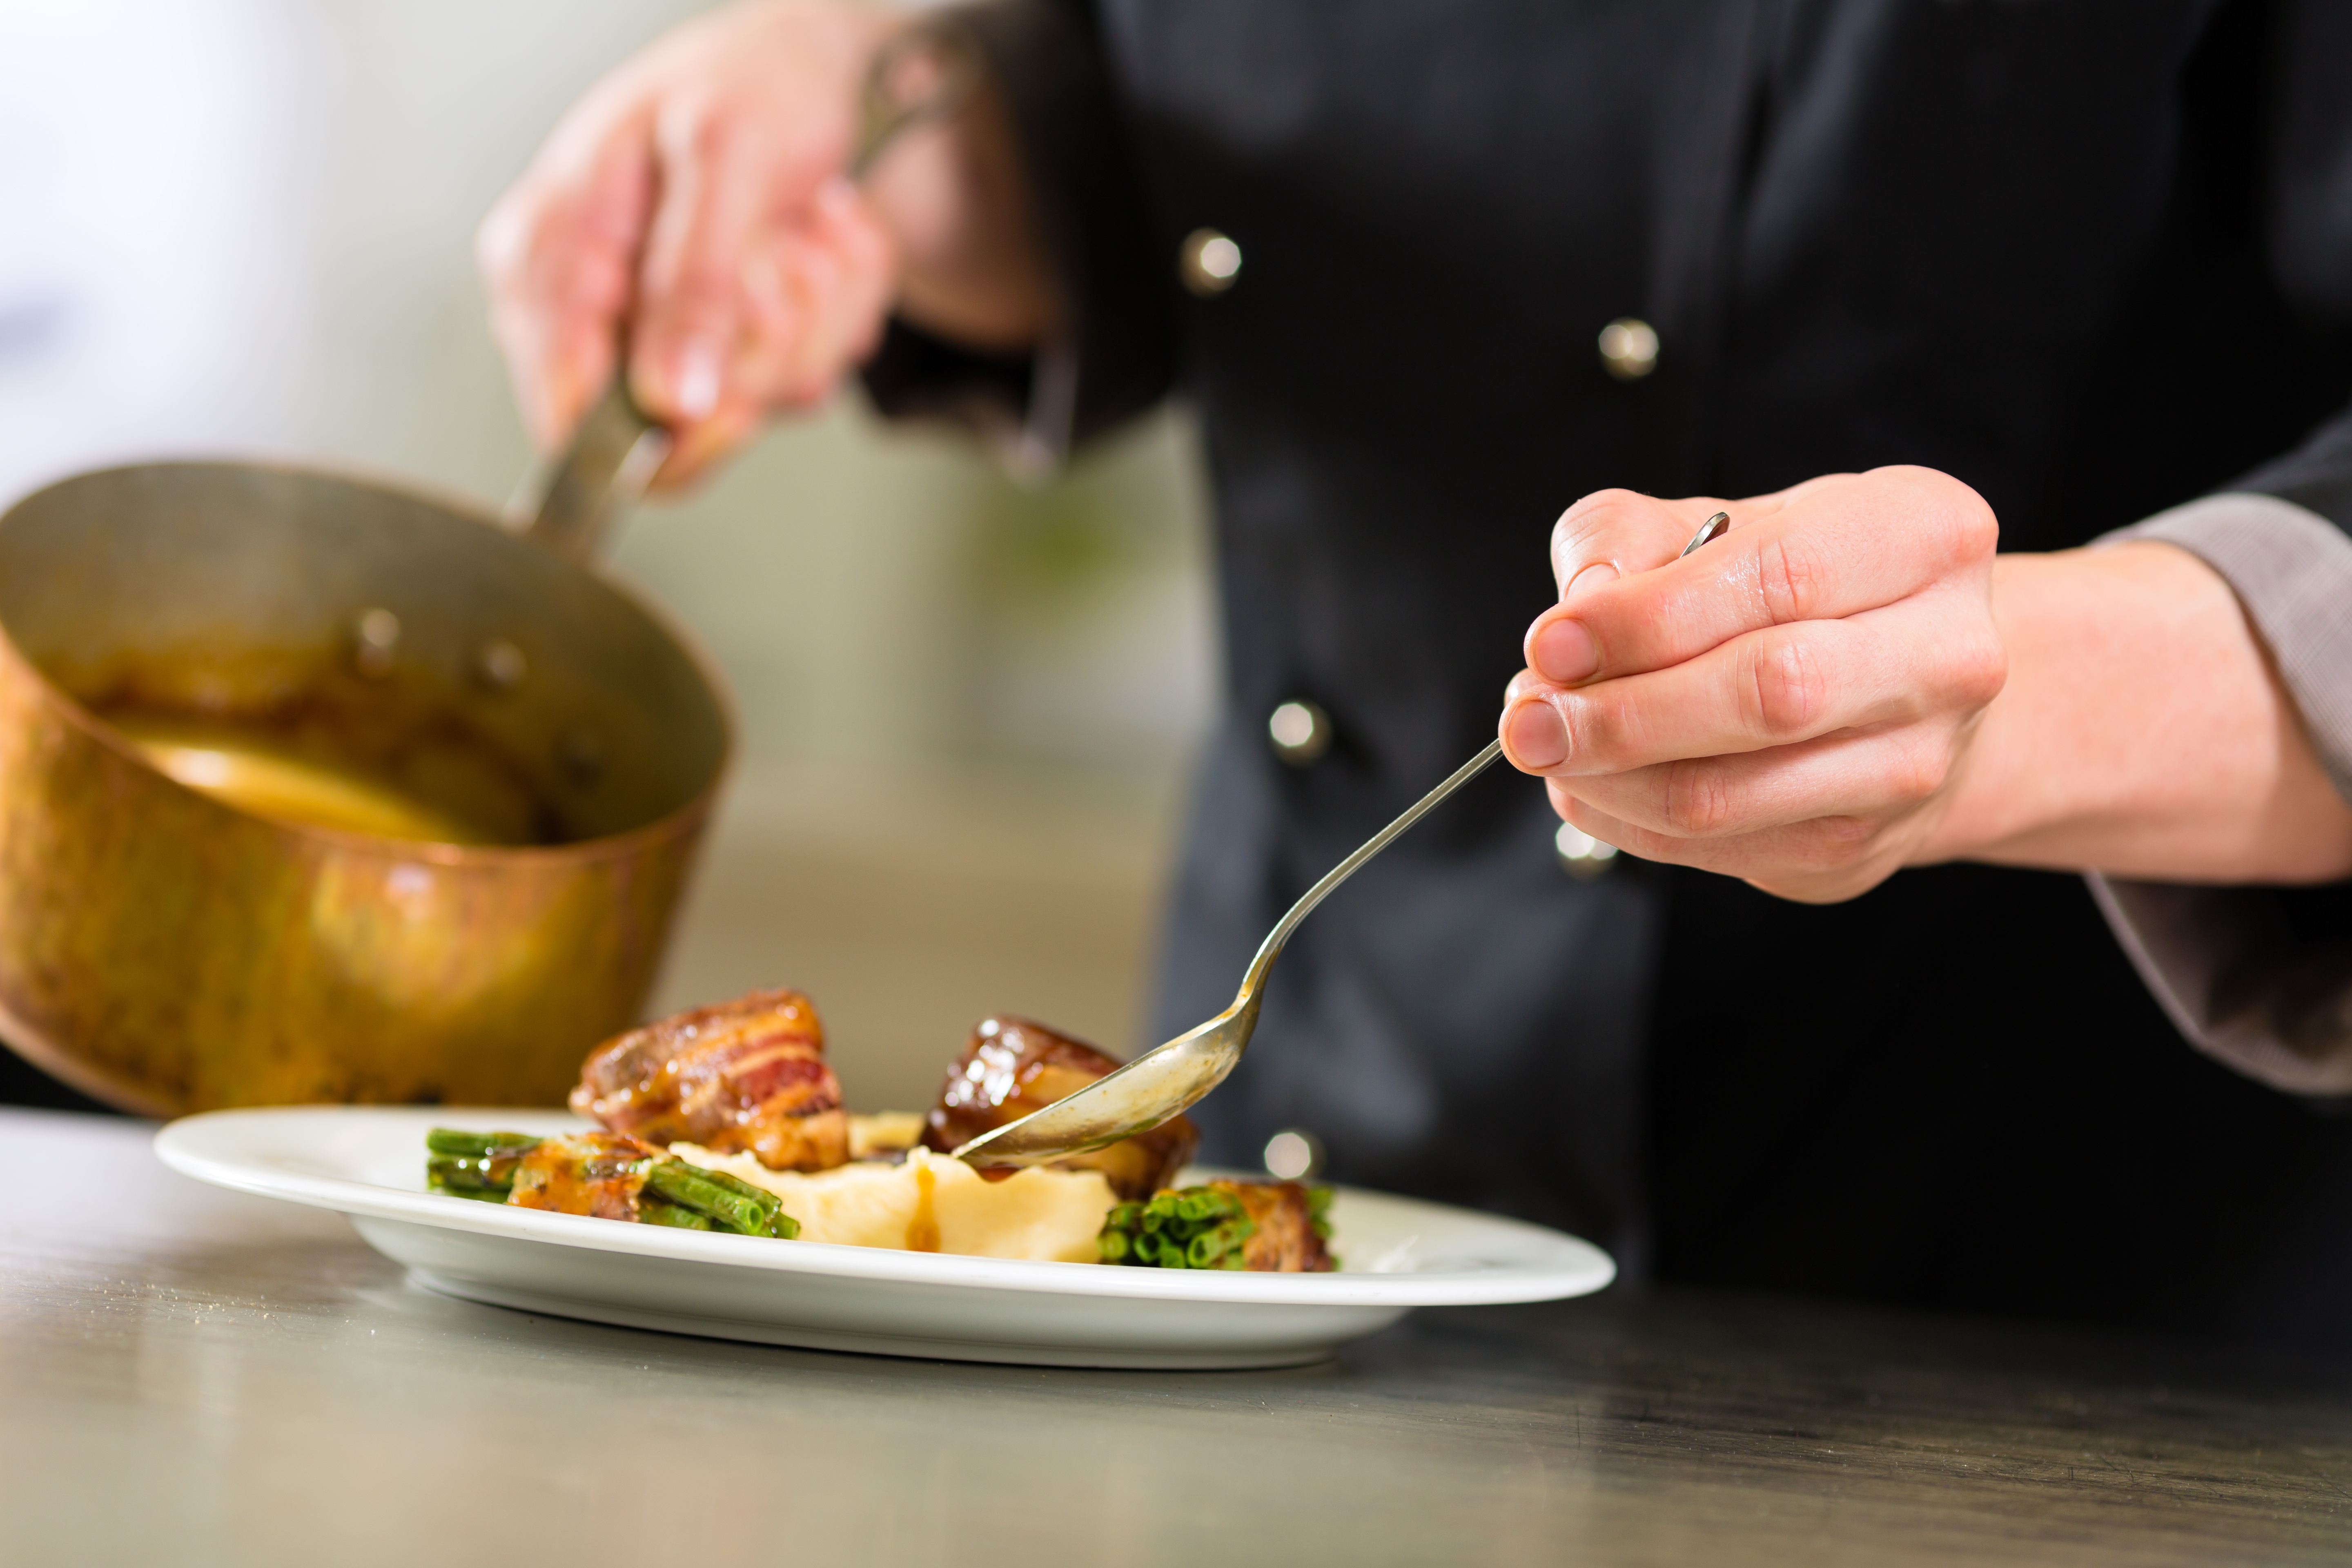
top-left (155, 1105), bottom-right (1616, 1308)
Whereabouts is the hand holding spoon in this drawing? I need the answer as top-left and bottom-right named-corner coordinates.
top-left (954, 510), bottom-right (1733, 1168)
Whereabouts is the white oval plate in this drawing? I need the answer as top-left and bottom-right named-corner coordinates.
top-left (156, 1107), bottom-right (1615, 1369)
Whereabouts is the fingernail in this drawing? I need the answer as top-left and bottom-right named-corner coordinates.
top-left (669, 336), bottom-right (722, 420)
top-left (1504, 697), bottom-right (1570, 770)
top-left (1563, 561), bottom-right (1618, 603)
top-left (1532, 617), bottom-right (1598, 684)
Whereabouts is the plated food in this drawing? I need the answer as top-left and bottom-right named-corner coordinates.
top-left (427, 988), bottom-right (1334, 1271)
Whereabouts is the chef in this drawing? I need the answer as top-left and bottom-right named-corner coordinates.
top-left (482, 0), bottom-right (2352, 1341)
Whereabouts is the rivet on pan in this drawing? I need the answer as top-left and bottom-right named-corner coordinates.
top-left (474, 639), bottom-right (528, 693)
top-left (353, 608), bottom-right (401, 679)
top-left (557, 725), bottom-right (607, 788)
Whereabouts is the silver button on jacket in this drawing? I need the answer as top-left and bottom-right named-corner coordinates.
top-left (1597, 317), bottom-right (1658, 380)
top-left (1180, 227), bottom-right (1243, 296)
top-left (1267, 699), bottom-right (1330, 764)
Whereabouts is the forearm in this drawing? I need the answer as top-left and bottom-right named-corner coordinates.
top-left (1923, 541), bottom-right (2352, 883)
top-left (864, 18), bottom-right (1054, 352)
top-left (860, 0), bottom-right (1173, 457)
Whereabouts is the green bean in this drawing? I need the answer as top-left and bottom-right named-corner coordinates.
top-left (425, 1158), bottom-right (512, 1203)
top-left (644, 1162), bottom-right (760, 1233)
top-left (1186, 1217), bottom-right (1255, 1268)
top-left (646, 1160), bottom-right (799, 1239)
top-left (1099, 1185), bottom-right (1258, 1269)
top-left (423, 1129), bottom-right (799, 1238)
top-left (425, 1128), bottom-right (542, 1159)
top-left (679, 1163), bottom-right (786, 1221)
top-left (426, 1155), bottom-right (512, 1197)
top-left (640, 1196), bottom-right (715, 1230)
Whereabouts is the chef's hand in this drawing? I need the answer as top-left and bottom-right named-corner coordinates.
top-left (479, 1), bottom-right (897, 484)
top-left (481, 0), bottom-right (1046, 488)
top-left (1498, 467), bottom-right (2006, 903)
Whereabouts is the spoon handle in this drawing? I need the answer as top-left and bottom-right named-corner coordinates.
top-left (1236, 739), bottom-right (1505, 998)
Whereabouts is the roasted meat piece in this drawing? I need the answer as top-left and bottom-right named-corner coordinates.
top-left (506, 1131), bottom-right (664, 1221)
top-left (1226, 1180), bottom-right (1336, 1272)
top-left (922, 1016), bottom-right (1196, 1201)
top-left (571, 987), bottom-right (849, 1171)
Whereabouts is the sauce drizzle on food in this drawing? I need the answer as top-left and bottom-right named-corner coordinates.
top-left (905, 1160), bottom-right (941, 1252)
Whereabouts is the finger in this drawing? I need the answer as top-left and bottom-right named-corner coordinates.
top-left (751, 181), bottom-right (897, 409)
top-left (630, 94), bottom-right (824, 429)
top-left (1526, 467), bottom-right (1996, 687)
top-left (479, 116), bottom-right (655, 449)
top-left (1544, 783), bottom-right (1894, 904)
top-left (775, 180), bottom-right (897, 403)
top-left (656, 206), bottom-right (874, 487)
top-left (1501, 585), bottom-right (2004, 776)
top-left (1552, 722), bottom-right (1960, 843)
top-left (1527, 485), bottom-right (1739, 692)
top-left (681, 187), bottom-right (890, 472)
top-left (1545, 488), bottom-right (1731, 601)
top-left (648, 399), bottom-right (763, 490)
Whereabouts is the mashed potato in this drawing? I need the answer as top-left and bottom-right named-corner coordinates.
top-left (668, 1140), bottom-right (1118, 1263)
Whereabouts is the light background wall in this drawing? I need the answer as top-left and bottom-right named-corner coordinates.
top-left (0, 0), bottom-right (1219, 1109)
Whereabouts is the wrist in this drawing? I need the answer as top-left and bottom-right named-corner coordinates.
top-left (1917, 543), bottom-right (2352, 883)
top-left (860, 19), bottom-right (1052, 351)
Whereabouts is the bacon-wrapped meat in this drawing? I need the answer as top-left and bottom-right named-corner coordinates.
top-left (1227, 1180), bottom-right (1336, 1271)
top-left (921, 1016), bottom-right (1197, 1201)
top-left (570, 988), bottom-right (849, 1172)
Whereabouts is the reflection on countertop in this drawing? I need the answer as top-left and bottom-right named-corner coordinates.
top-left (11, 1106), bottom-right (2352, 1565)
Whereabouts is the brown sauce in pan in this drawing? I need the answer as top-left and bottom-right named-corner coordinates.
top-left (96, 707), bottom-right (546, 846)
top-left (109, 713), bottom-right (507, 844)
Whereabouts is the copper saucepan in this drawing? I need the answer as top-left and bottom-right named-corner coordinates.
top-left (0, 394), bottom-right (729, 1115)
top-left (0, 21), bottom-right (982, 1116)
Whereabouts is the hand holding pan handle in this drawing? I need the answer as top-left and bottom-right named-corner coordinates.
top-left (517, 20), bottom-right (985, 563)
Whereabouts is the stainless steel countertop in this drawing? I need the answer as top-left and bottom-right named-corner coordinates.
top-left (7, 1105), bottom-right (2352, 1565)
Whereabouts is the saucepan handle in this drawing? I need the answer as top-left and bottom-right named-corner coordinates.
top-left (517, 20), bottom-right (984, 563)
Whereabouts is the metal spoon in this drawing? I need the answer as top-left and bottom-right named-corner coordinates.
top-left (953, 739), bottom-right (1506, 1166)
top-left (953, 508), bottom-right (1734, 1168)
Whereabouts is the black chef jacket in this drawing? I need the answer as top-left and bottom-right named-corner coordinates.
top-left (869, 0), bottom-right (2352, 1345)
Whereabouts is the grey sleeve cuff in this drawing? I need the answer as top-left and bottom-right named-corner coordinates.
top-left (2086, 492), bottom-right (2352, 1095)
top-left (2086, 875), bottom-right (2352, 1095)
